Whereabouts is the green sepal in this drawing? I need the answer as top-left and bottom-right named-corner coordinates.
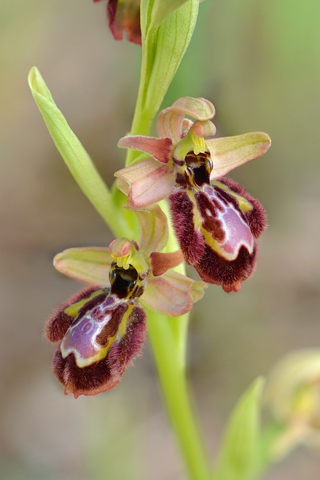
top-left (212, 377), bottom-right (265, 480)
top-left (28, 67), bottom-right (129, 238)
top-left (207, 132), bottom-right (271, 179)
top-left (54, 247), bottom-right (112, 286)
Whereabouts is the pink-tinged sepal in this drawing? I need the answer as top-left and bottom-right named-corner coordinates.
top-left (141, 270), bottom-right (206, 316)
top-left (207, 132), bottom-right (271, 179)
top-left (115, 157), bottom-right (175, 208)
top-left (94, 0), bottom-right (141, 45)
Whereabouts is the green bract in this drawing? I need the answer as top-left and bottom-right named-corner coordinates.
top-left (128, 0), bottom-right (199, 165)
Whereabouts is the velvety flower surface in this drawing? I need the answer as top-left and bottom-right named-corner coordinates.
top-left (94, 0), bottom-right (141, 45)
top-left (47, 205), bottom-right (206, 397)
top-left (47, 285), bottom-right (147, 398)
top-left (115, 97), bottom-right (270, 292)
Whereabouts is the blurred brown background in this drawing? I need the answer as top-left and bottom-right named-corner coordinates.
top-left (1, 0), bottom-right (320, 479)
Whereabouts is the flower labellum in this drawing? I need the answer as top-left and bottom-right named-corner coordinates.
top-left (169, 174), bottom-right (266, 292)
top-left (47, 264), bottom-right (147, 398)
top-left (116, 97), bottom-right (270, 292)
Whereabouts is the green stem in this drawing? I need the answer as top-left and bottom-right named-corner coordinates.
top-left (147, 309), bottom-right (211, 480)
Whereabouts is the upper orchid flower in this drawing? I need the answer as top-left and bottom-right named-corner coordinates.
top-left (46, 205), bottom-right (205, 397)
top-left (115, 97), bottom-right (270, 292)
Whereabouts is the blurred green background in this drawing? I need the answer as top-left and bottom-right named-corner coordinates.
top-left (1, 0), bottom-right (320, 479)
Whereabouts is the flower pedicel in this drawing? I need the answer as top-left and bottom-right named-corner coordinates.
top-left (116, 97), bottom-right (270, 292)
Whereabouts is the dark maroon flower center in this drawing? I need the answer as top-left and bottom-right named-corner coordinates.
top-left (176, 150), bottom-right (212, 188)
top-left (109, 262), bottom-right (138, 298)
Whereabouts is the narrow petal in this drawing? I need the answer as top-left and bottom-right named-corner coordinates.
top-left (54, 247), bottom-right (112, 286)
top-left (118, 135), bottom-right (172, 163)
top-left (141, 270), bottom-right (206, 316)
top-left (157, 97), bottom-right (215, 143)
top-left (207, 132), bottom-right (271, 179)
top-left (150, 251), bottom-right (184, 276)
top-left (115, 158), bottom-right (175, 207)
top-left (135, 204), bottom-right (169, 255)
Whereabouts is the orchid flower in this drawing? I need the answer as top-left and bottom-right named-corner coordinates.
top-left (115, 97), bottom-right (271, 292)
top-left (46, 205), bottom-right (206, 397)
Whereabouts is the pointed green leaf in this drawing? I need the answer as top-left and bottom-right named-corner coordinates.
top-left (212, 378), bottom-right (265, 480)
top-left (28, 67), bottom-right (129, 238)
top-left (54, 247), bottom-right (112, 286)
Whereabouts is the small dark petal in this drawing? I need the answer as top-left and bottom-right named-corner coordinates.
top-left (196, 244), bottom-right (257, 293)
top-left (169, 190), bottom-right (205, 265)
top-left (46, 287), bottom-right (98, 343)
top-left (108, 305), bottom-right (147, 375)
top-left (218, 177), bottom-right (267, 238)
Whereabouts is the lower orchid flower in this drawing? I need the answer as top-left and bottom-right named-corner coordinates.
top-left (46, 205), bottom-right (206, 397)
top-left (115, 96), bottom-right (270, 292)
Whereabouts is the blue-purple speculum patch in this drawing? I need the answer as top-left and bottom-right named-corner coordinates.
top-left (169, 148), bottom-right (267, 293)
top-left (46, 262), bottom-right (147, 398)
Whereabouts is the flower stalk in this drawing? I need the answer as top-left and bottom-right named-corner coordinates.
top-left (147, 308), bottom-right (211, 480)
